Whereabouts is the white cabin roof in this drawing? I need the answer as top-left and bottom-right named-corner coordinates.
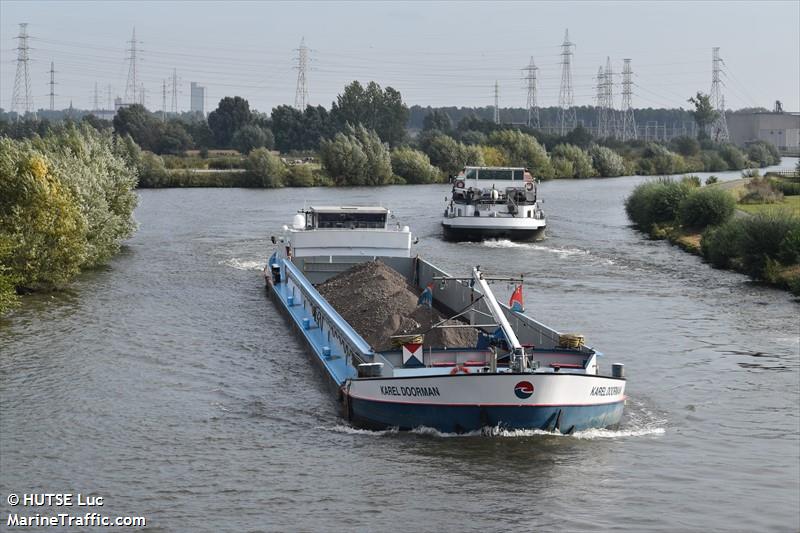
top-left (307, 206), bottom-right (390, 214)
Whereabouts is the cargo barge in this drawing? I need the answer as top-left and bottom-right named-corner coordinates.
top-left (265, 206), bottom-right (625, 433)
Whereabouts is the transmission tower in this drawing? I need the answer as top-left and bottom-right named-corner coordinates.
top-left (93, 82), bottom-right (100, 111)
top-left (48, 61), bottom-right (56, 111)
top-left (12, 23), bottom-right (34, 117)
top-left (596, 66), bottom-right (606, 137)
top-left (171, 68), bottom-right (178, 114)
top-left (162, 79), bottom-right (167, 121)
top-left (124, 27), bottom-right (140, 105)
top-left (294, 37), bottom-right (310, 110)
top-left (493, 81), bottom-right (500, 124)
top-left (522, 57), bottom-right (540, 128)
top-left (620, 59), bottom-right (637, 141)
top-left (604, 57), bottom-right (618, 138)
top-left (709, 47), bottom-right (729, 142)
top-left (106, 84), bottom-right (113, 110)
top-left (557, 29), bottom-right (576, 135)
top-left (139, 83), bottom-right (146, 106)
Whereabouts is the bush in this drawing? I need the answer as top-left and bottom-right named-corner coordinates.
top-left (770, 177), bottom-right (800, 196)
top-left (459, 130), bottom-right (487, 146)
top-left (738, 213), bottom-right (800, 278)
top-left (705, 175), bottom-right (719, 185)
top-left (678, 187), bottom-right (736, 229)
top-left (589, 145), bottom-right (625, 177)
top-left (740, 176), bottom-right (783, 204)
top-left (232, 125), bottom-right (274, 154)
top-left (625, 177), bottom-right (693, 231)
top-left (137, 152), bottom-right (169, 187)
top-left (747, 141), bottom-right (780, 167)
top-left (701, 219), bottom-right (746, 269)
top-left (208, 156), bottom-right (245, 169)
top-left (681, 175), bottom-right (701, 188)
top-left (701, 151), bottom-right (728, 172)
top-left (551, 144), bottom-right (595, 178)
top-left (480, 145), bottom-right (507, 166)
top-left (640, 143), bottom-right (685, 175)
top-left (390, 147), bottom-right (440, 184)
top-left (488, 129), bottom-right (554, 179)
top-left (320, 124), bottom-right (392, 186)
top-left (0, 125), bottom-right (137, 303)
top-left (246, 147), bottom-right (286, 187)
top-left (671, 136), bottom-right (700, 156)
top-left (286, 164), bottom-right (314, 187)
top-left (718, 144), bottom-right (746, 170)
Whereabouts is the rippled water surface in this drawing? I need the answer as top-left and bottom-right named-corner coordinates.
top-left (2, 163), bottom-right (799, 532)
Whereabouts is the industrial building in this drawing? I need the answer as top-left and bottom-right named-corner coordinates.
top-left (190, 82), bottom-right (206, 115)
top-left (727, 112), bottom-right (800, 156)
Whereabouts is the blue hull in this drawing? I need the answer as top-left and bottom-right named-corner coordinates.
top-left (348, 396), bottom-right (624, 434)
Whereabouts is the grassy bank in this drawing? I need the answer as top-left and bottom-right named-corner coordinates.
top-left (625, 177), bottom-right (800, 295)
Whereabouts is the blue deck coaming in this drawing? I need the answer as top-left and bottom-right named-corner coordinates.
top-left (268, 271), bottom-right (358, 388)
top-left (348, 396), bottom-right (625, 433)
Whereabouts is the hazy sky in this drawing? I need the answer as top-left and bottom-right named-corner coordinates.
top-left (2, 1), bottom-right (798, 114)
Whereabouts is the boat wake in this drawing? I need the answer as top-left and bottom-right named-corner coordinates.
top-left (478, 239), bottom-right (590, 257)
top-left (222, 258), bottom-right (264, 271)
top-left (319, 402), bottom-right (666, 440)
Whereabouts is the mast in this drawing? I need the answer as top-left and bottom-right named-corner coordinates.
top-left (472, 267), bottom-right (526, 369)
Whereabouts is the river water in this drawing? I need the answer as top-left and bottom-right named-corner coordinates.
top-left (1, 161), bottom-right (798, 532)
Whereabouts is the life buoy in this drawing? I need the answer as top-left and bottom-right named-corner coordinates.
top-left (455, 179), bottom-right (465, 189)
top-left (450, 365), bottom-right (470, 375)
top-left (525, 181), bottom-right (534, 191)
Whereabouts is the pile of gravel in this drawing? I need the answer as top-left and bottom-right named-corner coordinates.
top-left (316, 260), bottom-right (478, 351)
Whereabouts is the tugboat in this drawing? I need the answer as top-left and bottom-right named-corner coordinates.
top-left (442, 166), bottom-right (546, 241)
top-left (265, 205), bottom-right (626, 434)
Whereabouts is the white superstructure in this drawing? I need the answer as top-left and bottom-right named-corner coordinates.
top-left (275, 206), bottom-right (413, 258)
top-left (442, 167), bottom-right (546, 241)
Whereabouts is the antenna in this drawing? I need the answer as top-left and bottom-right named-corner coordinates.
top-left (557, 29), bottom-right (576, 135)
top-left (12, 23), bottom-right (34, 117)
top-left (294, 37), bottom-right (310, 110)
top-left (522, 57), bottom-right (539, 128)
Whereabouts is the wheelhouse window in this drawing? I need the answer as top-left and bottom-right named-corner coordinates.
top-left (315, 212), bottom-right (387, 229)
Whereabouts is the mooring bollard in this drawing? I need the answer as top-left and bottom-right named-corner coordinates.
top-left (302, 317), bottom-right (311, 330)
top-left (287, 295), bottom-right (294, 306)
top-left (322, 346), bottom-right (331, 359)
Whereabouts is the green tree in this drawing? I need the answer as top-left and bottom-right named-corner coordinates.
top-left (551, 144), bottom-right (596, 178)
top-left (208, 96), bottom-right (252, 148)
top-left (246, 147), bottom-right (286, 187)
top-left (286, 164), bottom-right (315, 187)
top-left (391, 147), bottom-right (440, 184)
top-left (113, 104), bottom-right (160, 151)
top-left (232, 124), bottom-right (274, 154)
top-left (156, 121), bottom-right (192, 155)
top-left (488, 130), bottom-right (554, 179)
top-left (422, 109), bottom-right (453, 133)
top-left (688, 92), bottom-right (718, 139)
top-left (588, 145), bottom-right (626, 177)
top-left (331, 81), bottom-right (409, 146)
top-left (320, 124), bottom-right (392, 185)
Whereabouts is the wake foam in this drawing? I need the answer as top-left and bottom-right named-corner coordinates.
top-left (477, 239), bottom-right (591, 259)
top-left (222, 258), bottom-right (264, 271)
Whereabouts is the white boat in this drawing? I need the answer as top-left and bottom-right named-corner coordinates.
top-left (442, 166), bottom-right (546, 241)
top-left (266, 205), bottom-right (625, 434)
